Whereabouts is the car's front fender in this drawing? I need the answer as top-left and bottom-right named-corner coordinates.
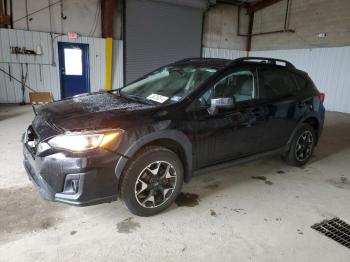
top-left (115, 129), bottom-right (193, 183)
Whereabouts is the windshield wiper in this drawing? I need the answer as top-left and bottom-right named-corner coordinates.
top-left (109, 89), bottom-right (157, 105)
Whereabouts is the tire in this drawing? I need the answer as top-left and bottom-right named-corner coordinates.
top-left (119, 146), bottom-right (184, 216)
top-left (283, 123), bottom-right (316, 167)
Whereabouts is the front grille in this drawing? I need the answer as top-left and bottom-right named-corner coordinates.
top-left (311, 217), bottom-right (350, 248)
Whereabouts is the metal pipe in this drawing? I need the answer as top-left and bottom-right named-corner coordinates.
top-left (246, 12), bottom-right (254, 52)
top-left (238, 0), bottom-right (295, 38)
top-left (284, 0), bottom-right (290, 30)
top-left (217, 0), bottom-right (243, 6)
top-left (9, 0), bottom-right (13, 28)
top-left (247, 0), bottom-right (283, 14)
top-left (48, 0), bottom-right (53, 33)
top-left (0, 0), bottom-right (4, 28)
top-left (251, 29), bottom-right (294, 36)
top-left (25, 0), bottom-right (29, 30)
top-left (50, 33), bottom-right (64, 66)
top-left (4, 0), bottom-right (7, 16)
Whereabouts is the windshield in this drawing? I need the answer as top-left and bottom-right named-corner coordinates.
top-left (119, 66), bottom-right (217, 104)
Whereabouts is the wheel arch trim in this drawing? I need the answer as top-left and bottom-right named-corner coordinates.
top-left (286, 112), bottom-right (322, 149)
top-left (115, 130), bottom-right (193, 182)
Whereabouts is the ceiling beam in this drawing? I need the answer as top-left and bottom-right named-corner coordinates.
top-left (216, 0), bottom-right (247, 6)
top-left (247, 0), bottom-right (283, 13)
top-left (101, 0), bottom-right (115, 38)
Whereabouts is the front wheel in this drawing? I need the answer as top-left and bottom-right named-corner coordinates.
top-left (119, 146), bottom-right (184, 216)
top-left (283, 123), bottom-right (316, 167)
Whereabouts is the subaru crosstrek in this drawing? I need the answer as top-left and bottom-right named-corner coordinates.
top-left (22, 57), bottom-right (325, 216)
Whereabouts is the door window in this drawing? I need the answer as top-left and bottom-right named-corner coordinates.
top-left (260, 68), bottom-right (297, 98)
top-left (64, 48), bottom-right (83, 75)
top-left (293, 73), bottom-right (307, 90)
top-left (197, 69), bottom-right (257, 108)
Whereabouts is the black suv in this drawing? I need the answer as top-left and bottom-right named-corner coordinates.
top-left (22, 57), bottom-right (325, 216)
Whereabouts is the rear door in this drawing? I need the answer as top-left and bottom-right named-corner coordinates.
top-left (257, 65), bottom-right (302, 151)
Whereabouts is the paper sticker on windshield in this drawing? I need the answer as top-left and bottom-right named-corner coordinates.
top-left (147, 93), bottom-right (168, 103)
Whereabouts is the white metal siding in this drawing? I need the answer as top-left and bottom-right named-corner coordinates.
top-left (203, 46), bottom-right (350, 113)
top-left (202, 47), bottom-right (245, 60)
top-left (112, 40), bottom-right (124, 89)
top-left (0, 29), bottom-right (107, 103)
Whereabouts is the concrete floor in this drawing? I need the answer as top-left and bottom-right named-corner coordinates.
top-left (0, 104), bottom-right (349, 262)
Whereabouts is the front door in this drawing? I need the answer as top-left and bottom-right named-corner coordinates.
top-left (191, 66), bottom-right (269, 168)
top-left (58, 42), bottom-right (90, 98)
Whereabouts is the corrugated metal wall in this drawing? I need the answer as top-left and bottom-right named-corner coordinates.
top-left (203, 46), bottom-right (350, 113)
top-left (112, 40), bottom-right (124, 90)
top-left (202, 47), bottom-right (245, 60)
top-left (124, 0), bottom-right (205, 84)
top-left (0, 29), bottom-right (122, 103)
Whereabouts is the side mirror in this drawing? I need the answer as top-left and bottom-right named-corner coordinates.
top-left (208, 97), bottom-right (235, 115)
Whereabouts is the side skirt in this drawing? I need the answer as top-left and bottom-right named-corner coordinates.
top-left (192, 147), bottom-right (286, 177)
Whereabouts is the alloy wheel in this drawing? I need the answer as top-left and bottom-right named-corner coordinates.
top-left (295, 130), bottom-right (314, 162)
top-left (134, 161), bottom-right (177, 208)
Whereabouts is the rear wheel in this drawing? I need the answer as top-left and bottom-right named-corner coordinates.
top-left (283, 123), bottom-right (316, 166)
top-left (120, 146), bottom-right (184, 216)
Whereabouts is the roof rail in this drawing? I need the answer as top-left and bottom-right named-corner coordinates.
top-left (233, 57), bottom-right (295, 69)
top-left (176, 58), bottom-right (204, 63)
top-left (175, 57), bottom-right (230, 63)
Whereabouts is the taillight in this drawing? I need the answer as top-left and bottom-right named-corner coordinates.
top-left (318, 92), bottom-right (325, 103)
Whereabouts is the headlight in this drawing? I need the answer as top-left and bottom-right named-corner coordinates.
top-left (48, 130), bottom-right (122, 152)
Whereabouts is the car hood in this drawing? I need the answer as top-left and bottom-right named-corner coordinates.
top-left (33, 92), bottom-right (158, 137)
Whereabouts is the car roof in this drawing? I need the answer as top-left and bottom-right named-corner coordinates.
top-left (173, 58), bottom-right (232, 70)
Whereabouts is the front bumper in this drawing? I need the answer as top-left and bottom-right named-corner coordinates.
top-left (22, 134), bottom-right (120, 206)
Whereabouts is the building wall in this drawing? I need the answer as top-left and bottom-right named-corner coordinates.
top-left (202, 3), bottom-right (249, 50)
top-left (203, 46), bottom-right (350, 114)
top-left (5, 0), bottom-right (122, 39)
top-left (252, 0), bottom-right (350, 50)
top-left (204, 0), bottom-right (350, 51)
top-left (0, 28), bottom-right (123, 103)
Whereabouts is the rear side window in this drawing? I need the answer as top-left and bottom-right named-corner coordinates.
top-left (260, 68), bottom-right (297, 98)
top-left (293, 73), bottom-right (307, 90)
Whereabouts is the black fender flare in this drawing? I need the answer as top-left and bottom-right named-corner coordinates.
top-left (286, 112), bottom-right (322, 151)
top-left (115, 130), bottom-right (193, 182)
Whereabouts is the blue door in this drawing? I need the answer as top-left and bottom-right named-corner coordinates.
top-left (58, 42), bottom-right (90, 98)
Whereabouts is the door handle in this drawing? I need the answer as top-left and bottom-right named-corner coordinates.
top-left (297, 102), bottom-right (306, 108)
top-left (252, 107), bottom-right (265, 116)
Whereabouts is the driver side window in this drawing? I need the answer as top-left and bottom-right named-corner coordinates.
top-left (198, 69), bottom-right (257, 108)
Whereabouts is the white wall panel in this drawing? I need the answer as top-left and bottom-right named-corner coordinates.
top-left (203, 46), bottom-right (350, 114)
top-left (202, 47), bottom-right (245, 60)
top-left (112, 40), bottom-right (124, 89)
top-left (0, 29), bottom-right (111, 103)
top-left (251, 47), bottom-right (350, 113)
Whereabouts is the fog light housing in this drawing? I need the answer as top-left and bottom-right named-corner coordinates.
top-left (63, 174), bottom-right (80, 194)
top-left (71, 179), bottom-right (79, 193)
